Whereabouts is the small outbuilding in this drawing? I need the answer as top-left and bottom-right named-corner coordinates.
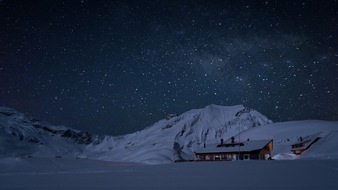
top-left (195, 138), bottom-right (273, 161)
top-left (291, 136), bottom-right (321, 155)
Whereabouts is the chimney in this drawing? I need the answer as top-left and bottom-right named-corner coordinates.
top-left (220, 138), bottom-right (224, 145)
top-left (231, 136), bottom-right (235, 144)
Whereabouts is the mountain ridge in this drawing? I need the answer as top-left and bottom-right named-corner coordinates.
top-left (1, 105), bottom-right (338, 164)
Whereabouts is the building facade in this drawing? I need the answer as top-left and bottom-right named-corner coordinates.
top-left (195, 138), bottom-right (273, 161)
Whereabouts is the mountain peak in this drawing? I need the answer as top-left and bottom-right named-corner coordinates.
top-left (0, 106), bottom-right (24, 118)
top-left (87, 104), bottom-right (273, 163)
top-left (204, 104), bottom-right (244, 109)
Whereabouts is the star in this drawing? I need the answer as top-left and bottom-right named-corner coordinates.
top-left (0, 0), bottom-right (337, 135)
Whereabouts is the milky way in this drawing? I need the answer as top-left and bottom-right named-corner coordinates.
top-left (1, 1), bottom-right (337, 135)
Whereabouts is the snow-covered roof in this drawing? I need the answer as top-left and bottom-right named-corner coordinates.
top-left (291, 132), bottom-right (322, 151)
top-left (291, 137), bottom-right (321, 151)
top-left (195, 139), bottom-right (272, 154)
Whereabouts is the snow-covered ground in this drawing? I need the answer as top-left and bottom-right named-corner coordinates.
top-left (1, 157), bottom-right (338, 190)
top-left (236, 120), bottom-right (338, 160)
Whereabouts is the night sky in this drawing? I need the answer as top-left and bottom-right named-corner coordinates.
top-left (1, 0), bottom-right (337, 135)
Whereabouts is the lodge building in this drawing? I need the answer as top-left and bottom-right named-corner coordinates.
top-left (195, 137), bottom-right (273, 161)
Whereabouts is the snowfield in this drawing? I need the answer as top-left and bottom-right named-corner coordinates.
top-left (1, 157), bottom-right (338, 190)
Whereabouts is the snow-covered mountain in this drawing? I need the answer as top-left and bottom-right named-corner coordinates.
top-left (0, 107), bottom-right (90, 158)
top-left (1, 105), bottom-right (338, 164)
top-left (84, 105), bottom-right (272, 164)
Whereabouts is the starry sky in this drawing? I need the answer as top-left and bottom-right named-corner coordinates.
top-left (1, 0), bottom-right (337, 135)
